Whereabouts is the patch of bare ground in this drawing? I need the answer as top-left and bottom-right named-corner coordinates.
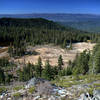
top-left (14, 42), bottom-right (95, 67)
top-left (0, 47), bottom-right (9, 58)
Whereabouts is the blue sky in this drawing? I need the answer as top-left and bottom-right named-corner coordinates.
top-left (0, 0), bottom-right (100, 14)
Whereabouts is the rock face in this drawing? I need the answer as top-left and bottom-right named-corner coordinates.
top-left (78, 90), bottom-right (100, 100)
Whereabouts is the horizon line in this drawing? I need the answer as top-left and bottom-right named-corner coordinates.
top-left (0, 12), bottom-right (100, 16)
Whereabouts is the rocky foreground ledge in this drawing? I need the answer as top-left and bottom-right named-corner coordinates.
top-left (0, 75), bottom-right (100, 100)
top-left (78, 90), bottom-right (100, 100)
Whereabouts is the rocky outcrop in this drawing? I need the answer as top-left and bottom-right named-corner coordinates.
top-left (78, 90), bottom-right (100, 100)
top-left (93, 90), bottom-right (100, 100)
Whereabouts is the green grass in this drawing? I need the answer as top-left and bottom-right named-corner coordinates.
top-left (51, 74), bottom-right (100, 88)
top-left (13, 92), bottom-right (21, 97)
top-left (0, 87), bottom-right (7, 94)
top-left (52, 77), bottom-right (82, 88)
top-left (87, 88), bottom-right (94, 95)
top-left (13, 86), bottom-right (24, 91)
top-left (79, 74), bottom-right (100, 81)
top-left (95, 87), bottom-right (100, 90)
top-left (28, 86), bottom-right (35, 94)
top-left (93, 83), bottom-right (100, 87)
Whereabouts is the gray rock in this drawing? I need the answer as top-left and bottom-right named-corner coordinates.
top-left (48, 96), bottom-right (56, 100)
top-left (78, 93), bottom-right (92, 100)
top-left (78, 93), bottom-right (87, 100)
top-left (78, 90), bottom-right (100, 100)
top-left (34, 96), bottom-right (40, 100)
top-left (93, 90), bottom-right (100, 100)
top-left (25, 77), bottom-right (37, 88)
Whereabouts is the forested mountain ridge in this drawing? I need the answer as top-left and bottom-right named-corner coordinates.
top-left (0, 13), bottom-right (100, 22)
top-left (0, 18), bottom-right (91, 43)
top-left (0, 18), bottom-right (66, 44)
top-left (0, 18), bottom-right (100, 56)
top-left (59, 20), bottom-right (100, 33)
top-left (0, 18), bottom-right (65, 30)
top-left (0, 13), bottom-right (100, 32)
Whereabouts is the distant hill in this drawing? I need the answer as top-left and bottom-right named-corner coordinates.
top-left (59, 20), bottom-right (100, 33)
top-left (0, 13), bottom-right (100, 22)
top-left (1, 13), bottom-right (100, 32)
top-left (0, 18), bottom-right (93, 46)
top-left (0, 18), bottom-right (65, 30)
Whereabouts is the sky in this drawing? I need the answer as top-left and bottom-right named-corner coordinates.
top-left (0, 0), bottom-right (100, 14)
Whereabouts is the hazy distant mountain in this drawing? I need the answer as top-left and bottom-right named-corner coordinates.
top-left (0, 13), bottom-right (100, 32)
top-left (0, 13), bottom-right (100, 22)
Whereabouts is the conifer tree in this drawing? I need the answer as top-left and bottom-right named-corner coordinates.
top-left (0, 68), bottom-right (5, 84)
top-left (36, 57), bottom-right (42, 77)
top-left (58, 55), bottom-right (63, 70)
top-left (94, 50), bottom-right (100, 73)
top-left (8, 43), bottom-right (13, 57)
top-left (43, 60), bottom-right (52, 80)
top-left (89, 44), bottom-right (100, 74)
top-left (73, 50), bottom-right (90, 74)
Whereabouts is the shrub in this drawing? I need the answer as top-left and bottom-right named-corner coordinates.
top-left (0, 87), bottom-right (7, 94)
top-left (13, 86), bottom-right (24, 91)
top-left (87, 88), bottom-right (93, 96)
top-left (58, 67), bottom-right (72, 76)
top-left (13, 92), bottom-right (21, 97)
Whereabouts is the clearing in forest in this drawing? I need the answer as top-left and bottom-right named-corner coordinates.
top-left (14, 42), bottom-right (95, 67)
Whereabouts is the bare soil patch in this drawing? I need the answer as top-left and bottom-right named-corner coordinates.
top-left (0, 47), bottom-right (9, 58)
top-left (14, 42), bottom-right (95, 67)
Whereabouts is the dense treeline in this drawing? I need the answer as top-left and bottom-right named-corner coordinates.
top-left (0, 18), bottom-right (97, 44)
top-left (89, 44), bottom-right (100, 74)
top-left (67, 44), bottom-right (100, 75)
top-left (0, 18), bottom-right (91, 43)
top-left (16, 55), bottom-right (63, 81)
top-left (0, 56), bottom-right (61, 83)
top-left (0, 58), bottom-right (14, 84)
top-left (0, 18), bottom-right (100, 43)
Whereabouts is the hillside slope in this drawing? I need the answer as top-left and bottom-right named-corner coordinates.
top-left (0, 18), bottom-right (92, 45)
top-left (0, 18), bottom-right (65, 30)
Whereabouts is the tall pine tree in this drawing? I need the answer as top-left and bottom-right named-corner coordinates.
top-left (58, 55), bottom-right (63, 70)
top-left (36, 57), bottom-right (42, 77)
top-left (43, 60), bottom-right (53, 80)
